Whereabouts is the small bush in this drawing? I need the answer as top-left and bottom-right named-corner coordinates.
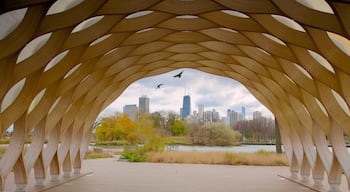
top-left (143, 135), bottom-right (165, 152)
top-left (121, 134), bottom-right (165, 162)
top-left (120, 148), bottom-right (146, 162)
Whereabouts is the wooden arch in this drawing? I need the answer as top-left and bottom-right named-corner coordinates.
top-left (0, 0), bottom-right (349, 191)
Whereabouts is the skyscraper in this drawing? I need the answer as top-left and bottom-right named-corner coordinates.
top-left (198, 104), bottom-right (204, 121)
top-left (204, 111), bottom-right (212, 123)
top-left (242, 106), bottom-right (246, 120)
top-left (212, 109), bottom-right (220, 122)
top-left (181, 95), bottom-right (191, 118)
top-left (253, 111), bottom-right (262, 119)
top-left (139, 95), bottom-right (149, 115)
top-left (227, 109), bottom-right (234, 127)
top-left (227, 109), bottom-right (242, 127)
top-left (123, 104), bottom-right (137, 121)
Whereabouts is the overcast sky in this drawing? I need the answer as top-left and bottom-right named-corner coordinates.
top-left (99, 69), bottom-right (274, 119)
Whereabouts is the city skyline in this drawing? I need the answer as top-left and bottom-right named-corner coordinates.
top-left (99, 69), bottom-right (274, 119)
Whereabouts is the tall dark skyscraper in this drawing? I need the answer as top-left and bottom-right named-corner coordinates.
top-left (181, 95), bottom-right (191, 118)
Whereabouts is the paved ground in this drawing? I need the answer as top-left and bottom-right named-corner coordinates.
top-left (4, 158), bottom-right (349, 192)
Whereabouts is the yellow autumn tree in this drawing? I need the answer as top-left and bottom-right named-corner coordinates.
top-left (95, 117), bottom-right (115, 141)
top-left (114, 114), bottom-right (137, 142)
top-left (136, 115), bottom-right (155, 143)
top-left (95, 113), bottom-right (156, 144)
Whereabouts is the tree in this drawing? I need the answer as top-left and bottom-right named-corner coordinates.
top-left (95, 116), bottom-right (116, 141)
top-left (233, 117), bottom-right (275, 142)
top-left (170, 119), bottom-right (188, 136)
top-left (114, 114), bottom-right (137, 142)
top-left (136, 115), bottom-right (155, 143)
top-left (95, 113), bottom-right (158, 144)
top-left (188, 122), bottom-right (241, 146)
top-left (150, 111), bottom-right (179, 136)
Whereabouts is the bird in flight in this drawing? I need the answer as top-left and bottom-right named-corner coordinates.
top-left (156, 84), bottom-right (163, 89)
top-left (173, 70), bottom-right (183, 78)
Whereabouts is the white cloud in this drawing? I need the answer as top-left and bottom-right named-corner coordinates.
top-left (99, 69), bottom-right (274, 119)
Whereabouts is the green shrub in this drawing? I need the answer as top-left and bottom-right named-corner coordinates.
top-left (120, 148), bottom-right (146, 162)
top-left (121, 134), bottom-right (165, 162)
top-left (170, 120), bottom-right (188, 136)
top-left (143, 135), bottom-right (165, 152)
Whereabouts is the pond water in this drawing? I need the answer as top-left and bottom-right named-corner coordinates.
top-left (165, 145), bottom-right (280, 153)
top-left (89, 144), bottom-right (280, 153)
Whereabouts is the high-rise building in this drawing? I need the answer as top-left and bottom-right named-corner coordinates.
top-left (227, 109), bottom-right (233, 126)
top-left (181, 95), bottom-right (191, 118)
top-left (212, 109), bottom-right (220, 122)
top-left (234, 111), bottom-right (243, 122)
top-left (198, 104), bottom-right (204, 121)
top-left (227, 109), bottom-right (242, 128)
top-left (193, 110), bottom-right (198, 117)
top-left (253, 111), bottom-right (262, 119)
top-left (139, 95), bottom-right (149, 115)
top-left (204, 111), bottom-right (212, 123)
top-left (123, 104), bottom-right (137, 121)
top-left (242, 106), bottom-right (246, 120)
top-left (202, 109), bottom-right (220, 123)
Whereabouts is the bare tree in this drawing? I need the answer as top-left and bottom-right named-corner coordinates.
top-left (150, 110), bottom-right (179, 136)
top-left (233, 117), bottom-right (275, 142)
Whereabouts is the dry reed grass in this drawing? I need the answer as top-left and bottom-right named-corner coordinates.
top-left (146, 150), bottom-right (288, 166)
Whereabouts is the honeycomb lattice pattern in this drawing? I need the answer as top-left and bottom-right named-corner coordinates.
top-left (0, 0), bottom-right (350, 191)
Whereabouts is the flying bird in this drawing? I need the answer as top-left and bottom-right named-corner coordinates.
top-left (173, 70), bottom-right (183, 78)
top-left (156, 84), bottom-right (163, 89)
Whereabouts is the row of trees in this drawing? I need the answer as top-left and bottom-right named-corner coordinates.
top-left (95, 111), bottom-right (242, 146)
top-left (149, 111), bottom-right (188, 136)
top-left (233, 117), bottom-right (275, 142)
top-left (95, 111), bottom-right (188, 144)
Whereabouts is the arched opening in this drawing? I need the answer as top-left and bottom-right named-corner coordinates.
top-left (91, 68), bottom-right (279, 161)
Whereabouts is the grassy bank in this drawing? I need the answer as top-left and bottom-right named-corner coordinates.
top-left (146, 150), bottom-right (288, 166)
top-left (84, 148), bottom-right (122, 159)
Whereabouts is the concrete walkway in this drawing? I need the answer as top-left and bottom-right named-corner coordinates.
top-left (4, 158), bottom-right (349, 192)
